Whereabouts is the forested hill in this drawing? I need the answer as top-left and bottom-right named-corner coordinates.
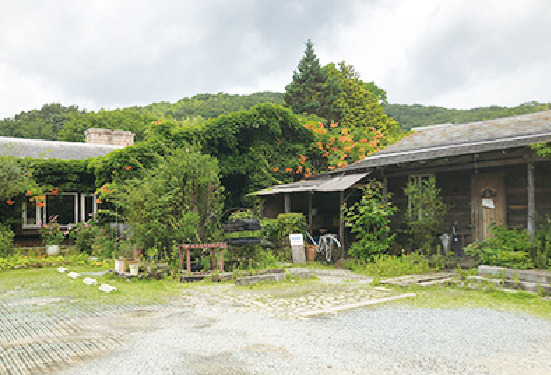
top-left (1, 93), bottom-right (550, 141)
top-left (384, 101), bottom-right (551, 131)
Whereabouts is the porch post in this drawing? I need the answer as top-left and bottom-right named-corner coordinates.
top-left (308, 193), bottom-right (313, 232)
top-left (339, 190), bottom-right (345, 259)
top-left (284, 193), bottom-right (291, 213)
top-left (527, 163), bottom-right (535, 242)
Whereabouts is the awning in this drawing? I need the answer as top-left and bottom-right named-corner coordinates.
top-left (254, 173), bottom-right (368, 196)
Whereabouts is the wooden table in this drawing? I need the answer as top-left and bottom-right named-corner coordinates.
top-left (178, 243), bottom-right (227, 276)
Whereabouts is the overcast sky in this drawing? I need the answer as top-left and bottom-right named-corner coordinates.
top-left (1, 0), bottom-right (550, 119)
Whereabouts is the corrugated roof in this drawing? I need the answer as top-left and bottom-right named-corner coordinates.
top-left (254, 173), bottom-right (368, 195)
top-left (0, 137), bottom-right (123, 160)
top-left (338, 110), bottom-right (551, 172)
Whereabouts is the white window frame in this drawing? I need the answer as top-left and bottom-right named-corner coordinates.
top-left (22, 200), bottom-right (41, 229)
top-left (42, 192), bottom-right (79, 229)
top-left (80, 194), bottom-right (98, 222)
top-left (408, 174), bottom-right (435, 220)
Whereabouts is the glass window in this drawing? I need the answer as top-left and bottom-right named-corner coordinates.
top-left (46, 194), bottom-right (77, 225)
top-left (23, 201), bottom-right (38, 227)
top-left (81, 195), bottom-right (97, 221)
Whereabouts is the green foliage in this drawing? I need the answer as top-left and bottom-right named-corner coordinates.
top-left (0, 223), bottom-right (15, 258)
top-left (0, 155), bottom-right (32, 199)
top-left (404, 176), bottom-right (450, 252)
top-left (102, 147), bottom-right (222, 261)
top-left (284, 40), bottom-right (328, 118)
top-left (344, 251), bottom-right (433, 278)
top-left (0, 103), bottom-right (83, 140)
top-left (385, 101), bottom-right (551, 131)
top-left (39, 215), bottom-right (66, 246)
top-left (176, 103), bottom-right (314, 208)
top-left (20, 158), bottom-right (95, 194)
top-left (261, 213), bottom-right (306, 249)
top-left (145, 92), bottom-right (284, 120)
top-left (344, 180), bottom-right (397, 261)
top-left (57, 107), bottom-right (156, 143)
top-left (533, 216), bottom-right (551, 269)
top-left (465, 224), bottom-right (534, 269)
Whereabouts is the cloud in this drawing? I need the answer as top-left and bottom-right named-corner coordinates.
top-left (0, 0), bottom-right (549, 118)
top-left (381, 0), bottom-right (551, 107)
top-left (0, 0), bottom-right (358, 118)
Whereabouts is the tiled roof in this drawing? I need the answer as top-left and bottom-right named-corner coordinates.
top-left (338, 110), bottom-right (551, 172)
top-left (0, 137), bottom-right (123, 160)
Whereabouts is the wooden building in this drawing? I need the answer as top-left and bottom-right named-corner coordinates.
top-left (255, 110), bottom-right (551, 250)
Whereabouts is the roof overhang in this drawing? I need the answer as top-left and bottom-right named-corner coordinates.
top-left (254, 173), bottom-right (368, 196)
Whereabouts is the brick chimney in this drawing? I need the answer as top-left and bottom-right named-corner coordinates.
top-left (84, 128), bottom-right (135, 146)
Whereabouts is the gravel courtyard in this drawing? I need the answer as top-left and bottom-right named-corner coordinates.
top-left (2, 270), bottom-right (551, 375)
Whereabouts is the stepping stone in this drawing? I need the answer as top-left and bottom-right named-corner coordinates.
top-left (83, 277), bottom-right (98, 286)
top-left (67, 272), bottom-right (80, 279)
top-left (57, 267), bottom-right (68, 273)
top-left (98, 284), bottom-right (117, 293)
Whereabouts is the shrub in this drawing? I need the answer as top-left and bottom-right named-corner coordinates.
top-left (465, 224), bottom-right (534, 269)
top-left (404, 175), bottom-right (450, 253)
top-left (344, 251), bottom-right (433, 278)
top-left (0, 223), bottom-right (14, 258)
top-left (533, 216), bottom-right (551, 269)
top-left (343, 180), bottom-right (397, 261)
top-left (39, 215), bottom-right (65, 246)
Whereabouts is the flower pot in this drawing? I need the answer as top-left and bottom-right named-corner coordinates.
top-left (129, 262), bottom-right (139, 276)
top-left (46, 245), bottom-right (60, 257)
top-left (118, 257), bottom-right (125, 273)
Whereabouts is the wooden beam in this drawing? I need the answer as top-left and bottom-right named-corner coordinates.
top-left (385, 156), bottom-right (546, 178)
top-left (527, 163), bottom-right (535, 242)
top-left (308, 193), bottom-right (313, 233)
top-left (339, 190), bottom-right (345, 259)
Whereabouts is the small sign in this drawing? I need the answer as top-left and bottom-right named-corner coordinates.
top-left (289, 233), bottom-right (304, 246)
top-left (482, 198), bottom-right (495, 209)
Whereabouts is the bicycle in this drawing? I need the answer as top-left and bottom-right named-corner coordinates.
top-left (307, 232), bottom-right (342, 263)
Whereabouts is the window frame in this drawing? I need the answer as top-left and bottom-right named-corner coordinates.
top-left (408, 174), bottom-right (435, 220)
top-left (80, 194), bottom-right (98, 222)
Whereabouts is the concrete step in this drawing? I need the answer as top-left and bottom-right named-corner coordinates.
top-left (478, 265), bottom-right (551, 284)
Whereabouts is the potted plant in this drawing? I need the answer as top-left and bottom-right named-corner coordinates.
top-left (39, 215), bottom-right (65, 256)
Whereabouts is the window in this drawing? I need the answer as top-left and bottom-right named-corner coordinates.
top-left (22, 193), bottom-right (97, 228)
top-left (80, 194), bottom-right (97, 221)
top-left (407, 174), bottom-right (434, 220)
top-left (22, 201), bottom-right (40, 228)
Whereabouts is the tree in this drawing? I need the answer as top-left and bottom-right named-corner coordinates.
top-left (404, 176), bottom-right (450, 252)
top-left (344, 180), bottom-right (397, 261)
top-left (99, 147), bottom-right (222, 260)
top-left (284, 40), bottom-right (328, 118)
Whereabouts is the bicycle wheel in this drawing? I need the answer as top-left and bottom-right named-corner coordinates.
top-left (330, 240), bottom-right (341, 262)
top-left (324, 239), bottom-right (331, 263)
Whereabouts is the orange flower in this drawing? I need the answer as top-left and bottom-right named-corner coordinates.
top-left (330, 122), bottom-right (338, 128)
top-left (25, 191), bottom-right (31, 196)
top-left (304, 174), bottom-right (311, 178)
top-left (285, 168), bottom-right (293, 173)
top-left (341, 128), bottom-right (348, 135)
top-left (51, 189), bottom-right (58, 195)
top-left (96, 199), bottom-right (102, 204)
top-left (298, 118), bottom-right (302, 121)
top-left (29, 198), bottom-right (34, 202)
top-left (125, 166), bottom-right (132, 170)
top-left (359, 138), bottom-right (368, 143)
top-left (328, 166), bottom-right (335, 170)
top-left (273, 167), bottom-right (279, 172)
top-left (7, 200), bottom-right (14, 205)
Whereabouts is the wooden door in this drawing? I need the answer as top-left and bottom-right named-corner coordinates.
top-left (472, 173), bottom-right (506, 241)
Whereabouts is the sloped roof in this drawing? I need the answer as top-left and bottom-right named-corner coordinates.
top-left (0, 137), bottom-right (123, 160)
top-left (254, 173), bottom-right (368, 195)
top-left (338, 110), bottom-right (551, 172)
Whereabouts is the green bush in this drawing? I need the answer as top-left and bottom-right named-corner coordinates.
top-left (533, 216), bottom-right (551, 269)
top-left (0, 223), bottom-right (14, 258)
top-left (344, 180), bottom-right (397, 261)
top-left (344, 251), bottom-right (433, 278)
top-left (465, 224), bottom-right (534, 269)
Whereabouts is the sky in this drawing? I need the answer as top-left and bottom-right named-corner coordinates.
top-left (1, 0), bottom-right (550, 119)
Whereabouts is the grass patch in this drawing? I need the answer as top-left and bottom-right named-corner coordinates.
top-left (386, 284), bottom-right (551, 321)
top-left (0, 266), bottom-right (187, 307)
